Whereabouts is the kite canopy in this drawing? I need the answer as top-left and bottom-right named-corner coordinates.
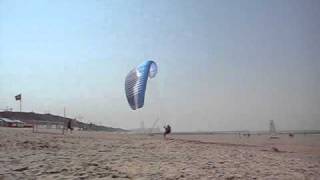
top-left (125, 60), bottom-right (158, 110)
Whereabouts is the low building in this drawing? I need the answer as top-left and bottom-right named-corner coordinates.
top-left (0, 118), bottom-right (25, 127)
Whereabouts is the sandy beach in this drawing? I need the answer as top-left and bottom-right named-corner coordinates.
top-left (0, 127), bottom-right (319, 180)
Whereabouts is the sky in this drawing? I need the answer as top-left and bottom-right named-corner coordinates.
top-left (0, 0), bottom-right (319, 131)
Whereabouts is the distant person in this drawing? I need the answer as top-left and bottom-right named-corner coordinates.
top-left (89, 123), bottom-right (93, 130)
top-left (66, 119), bottom-right (73, 133)
top-left (163, 125), bottom-right (171, 139)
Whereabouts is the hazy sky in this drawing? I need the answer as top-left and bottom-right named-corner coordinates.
top-left (1, 0), bottom-right (319, 131)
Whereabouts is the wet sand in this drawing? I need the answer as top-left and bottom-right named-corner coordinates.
top-left (0, 127), bottom-right (319, 179)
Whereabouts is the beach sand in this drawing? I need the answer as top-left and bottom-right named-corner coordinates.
top-left (0, 127), bottom-right (319, 180)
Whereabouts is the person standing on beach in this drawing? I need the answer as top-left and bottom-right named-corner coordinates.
top-left (66, 119), bottom-right (73, 133)
top-left (163, 125), bottom-right (171, 139)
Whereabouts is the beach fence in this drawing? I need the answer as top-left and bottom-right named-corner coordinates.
top-left (32, 120), bottom-right (65, 134)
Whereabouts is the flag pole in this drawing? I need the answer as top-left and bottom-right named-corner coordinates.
top-left (20, 99), bottom-right (22, 112)
top-left (15, 94), bottom-right (22, 112)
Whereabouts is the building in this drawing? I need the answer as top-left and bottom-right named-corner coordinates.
top-left (0, 118), bottom-right (25, 127)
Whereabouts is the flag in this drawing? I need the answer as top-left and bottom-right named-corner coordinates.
top-left (15, 94), bottom-right (21, 101)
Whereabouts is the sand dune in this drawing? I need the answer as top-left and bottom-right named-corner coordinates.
top-left (0, 127), bottom-right (319, 179)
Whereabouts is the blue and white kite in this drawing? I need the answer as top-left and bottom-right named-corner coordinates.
top-left (125, 60), bottom-right (158, 110)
